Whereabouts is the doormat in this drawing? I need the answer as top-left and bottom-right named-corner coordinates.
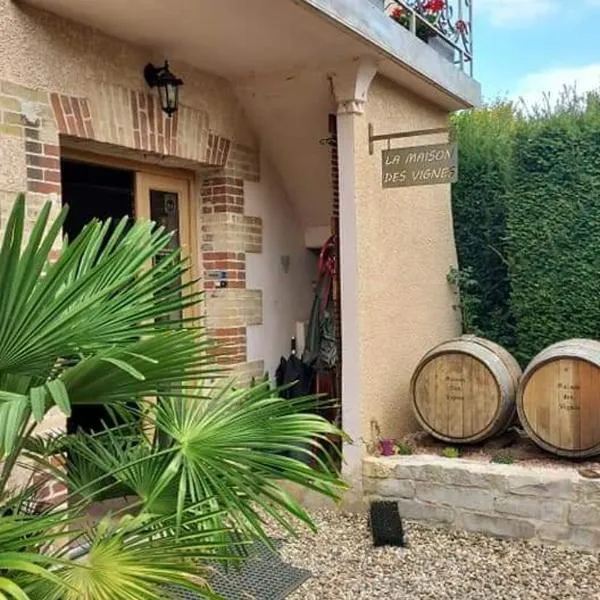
top-left (165, 540), bottom-right (311, 600)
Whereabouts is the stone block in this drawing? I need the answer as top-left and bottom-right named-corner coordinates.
top-left (205, 288), bottom-right (262, 328)
top-left (416, 482), bottom-right (494, 512)
top-left (567, 527), bottom-right (600, 549)
top-left (0, 136), bottom-right (26, 190)
top-left (495, 496), bottom-right (568, 522)
top-left (578, 479), bottom-right (600, 504)
top-left (363, 458), bottom-right (394, 479)
top-left (0, 96), bottom-right (21, 112)
top-left (395, 499), bottom-right (454, 524)
top-left (456, 512), bottom-right (536, 539)
top-left (506, 473), bottom-right (577, 500)
top-left (537, 523), bottom-right (570, 543)
top-left (392, 463), bottom-right (434, 481)
top-left (569, 503), bottom-right (600, 527)
top-left (436, 466), bottom-right (488, 488)
top-left (365, 478), bottom-right (415, 499)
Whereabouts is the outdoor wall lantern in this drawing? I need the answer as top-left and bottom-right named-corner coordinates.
top-left (143, 61), bottom-right (183, 117)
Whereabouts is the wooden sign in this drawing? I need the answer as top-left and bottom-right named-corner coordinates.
top-left (382, 143), bottom-right (458, 188)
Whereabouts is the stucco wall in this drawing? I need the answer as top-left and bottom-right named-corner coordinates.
top-left (354, 75), bottom-right (460, 440)
top-left (245, 152), bottom-right (317, 378)
top-left (0, 0), bottom-right (253, 146)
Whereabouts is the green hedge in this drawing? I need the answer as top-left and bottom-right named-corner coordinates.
top-left (506, 99), bottom-right (600, 363)
top-left (451, 104), bottom-right (515, 349)
top-left (452, 94), bottom-right (600, 365)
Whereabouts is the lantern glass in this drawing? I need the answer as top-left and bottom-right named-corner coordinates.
top-left (165, 83), bottom-right (178, 113)
top-left (145, 61), bottom-right (183, 117)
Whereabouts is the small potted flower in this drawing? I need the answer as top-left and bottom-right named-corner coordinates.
top-left (379, 438), bottom-right (397, 457)
top-left (389, 7), bottom-right (433, 42)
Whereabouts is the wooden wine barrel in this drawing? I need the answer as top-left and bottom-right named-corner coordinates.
top-left (410, 336), bottom-right (521, 443)
top-left (517, 339), bottom-right (600, 458)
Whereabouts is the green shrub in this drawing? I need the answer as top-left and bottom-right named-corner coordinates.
top-left (441, 446), bottom-right (460, 458)
top-left (394, 441), bottom-right (414, 456)
top-left (452, 91), bottom-right (600, 365)
top-left (490, 452), bottom-right (516, 465)
top-left (451, 103), bottom-right (516, 350)
top-left (506, 95), bottom-right (600, 363)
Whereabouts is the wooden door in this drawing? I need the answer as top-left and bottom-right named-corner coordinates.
top-left (135, 172), bottom-right (198, 316)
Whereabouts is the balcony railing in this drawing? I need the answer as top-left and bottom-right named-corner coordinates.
top-left (384, 0), bottom-right (473, 75)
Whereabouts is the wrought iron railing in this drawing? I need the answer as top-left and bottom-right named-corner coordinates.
top-left (385, 0), bottom-right (473, 75)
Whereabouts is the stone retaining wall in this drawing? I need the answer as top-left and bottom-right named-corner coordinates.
top-left (364, 455), bottom-right (600, 549)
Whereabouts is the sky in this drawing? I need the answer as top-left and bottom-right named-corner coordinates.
top-left (474, 0), bottom-right (600, 105)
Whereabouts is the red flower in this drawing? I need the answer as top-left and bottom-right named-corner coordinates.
top-left (423, 0), bottom-right (446, 12)
top-left (391, 6), bottom-right (405, 18)
top-left (456, 18), bottom-right (468, 33)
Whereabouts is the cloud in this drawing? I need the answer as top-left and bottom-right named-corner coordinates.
top-left (512, 64), bottom-right (600, 107)
top-left (476, 0), bottom-right (557, 27)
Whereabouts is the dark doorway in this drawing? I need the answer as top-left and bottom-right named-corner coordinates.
top-left (61, 158), bottom-right (134, 435)
top-left (61, 159), bottom-right (134, 240)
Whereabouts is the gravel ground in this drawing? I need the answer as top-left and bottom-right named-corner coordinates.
top-left (281, 512), bottom-right (600, 600)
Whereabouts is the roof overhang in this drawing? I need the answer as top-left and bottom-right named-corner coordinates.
top-left (17, 0), bottom-right (481, 110)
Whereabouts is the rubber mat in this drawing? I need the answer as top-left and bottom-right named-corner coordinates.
top-left (165, 540), bottom-right (311, 600)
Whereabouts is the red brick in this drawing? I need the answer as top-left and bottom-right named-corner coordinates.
top-left (83, 118), bottom-right (94, 139)
top-left (165, 109), bottom-right (172, 149)
top-left (157, 105), bottom-right (164, 137)
top-left (50, 93), bottom-right (67, 133)
top-left (44, 144), bottom-right (60, 156)
top-left (206, 177), bottom-right (227, 186)
top-left (71, 98), bottom-right (85, 137)
top-left (148, 96), bottom-right (156, 153)
top-left (44, 169), bottom-right (60, 183)
top-left (60, 95), bottom-right (73, 116)
top-left (139, 112), bottom-right (148, 150)
top-left (80, 99), bottom-right (91, 119)
top-left (26, 154), bottom-right (59, 169)
top-left (28, 180), bottom-right (60, 194)
top-left (170, 111), bottom-right (178, 154)
top-left (131, 91), bottom-right (139, 129)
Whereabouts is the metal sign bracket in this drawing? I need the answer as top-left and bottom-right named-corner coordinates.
top-left (368, 123), bottom-right (450, 155)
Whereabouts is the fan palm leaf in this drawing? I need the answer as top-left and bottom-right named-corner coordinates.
top-left (0, 196), bottom-right (220, 457)
top-left (63, 382), bottom-right (346, 544)
top-left (0, 194), bottom-right (346, 599)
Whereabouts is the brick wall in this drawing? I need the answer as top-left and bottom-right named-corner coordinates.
top-left (0, 73), bottom-right (266, 501)
top-left (0, 76), bottom-right (265, 384)
top-left (200, 163), bottom-right (264, 376)
top-left (0, 82), bottom-right (61, 240)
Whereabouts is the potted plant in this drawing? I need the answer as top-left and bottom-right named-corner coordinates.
top-left (389, 1), bottom-right (456, 62)
top-left (389, 1), bottom-right (444, 40)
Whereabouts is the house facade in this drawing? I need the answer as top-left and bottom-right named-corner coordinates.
top-left (0, 0), bottom-right (480, 501)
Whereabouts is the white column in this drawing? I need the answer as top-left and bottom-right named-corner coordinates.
top-left (331, 59), bottom-right (377, 505)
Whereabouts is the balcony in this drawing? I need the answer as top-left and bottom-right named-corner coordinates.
top-left (373, 0), bottom-right (473, 75)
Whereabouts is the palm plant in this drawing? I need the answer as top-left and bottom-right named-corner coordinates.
top-left (0, 195), bottom-right (345, 600)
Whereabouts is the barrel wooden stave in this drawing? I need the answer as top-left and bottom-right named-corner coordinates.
top-left (410, 336), bottom-right (521, 444)
top-left (517, 339), bottom-right (600, 458)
